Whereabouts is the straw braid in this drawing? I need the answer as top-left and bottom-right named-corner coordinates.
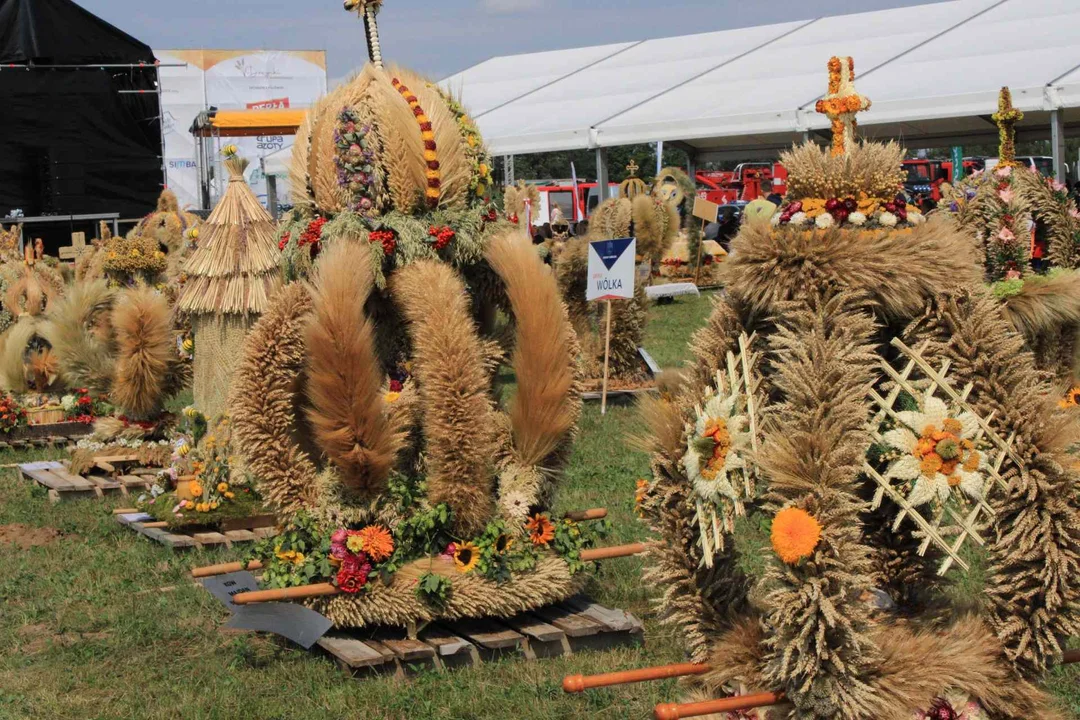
top-left (391, 78), bottom-right (440, 208)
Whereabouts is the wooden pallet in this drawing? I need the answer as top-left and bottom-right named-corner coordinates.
top-left (116, 511), bottom-right (278, 550)
top-left (316, 596), bottom-right (643, 678)
top-left (18, 460), bottom-right (155, 503)
top-left (0, 435), bottom-right (78, 451)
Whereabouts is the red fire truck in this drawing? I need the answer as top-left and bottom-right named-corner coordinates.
top-left (695, 163), bottom-right (788, 204)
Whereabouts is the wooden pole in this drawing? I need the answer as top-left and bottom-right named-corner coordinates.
top-left (693, 218), bottom-right (705, 285)
top-left (564, 663), bottom-right (708, 693)
top-left (191, 560), bottom-right (265, 579)
top-left (1064, 648), bottom-right (1080, 664)
top-left (601, 299), bottom-right (613, 416)
top-left (580, 542), bottom-right (648, 562)
top-left (231, 583), bottom-right (339, 605)
top-left (564, 508), bottom-right (607, 522)
top-left (655, 692), bottom-right (784, 720)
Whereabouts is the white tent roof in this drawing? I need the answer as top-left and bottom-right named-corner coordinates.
top-left (441, 0), bottom-right (1080, 160)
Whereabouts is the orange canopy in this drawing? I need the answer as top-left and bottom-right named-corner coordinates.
top-left (193, 109), bottom-right (307, 137)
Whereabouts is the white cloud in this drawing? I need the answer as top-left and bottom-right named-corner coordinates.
top-left (481, 0), bottom-right (543, 14)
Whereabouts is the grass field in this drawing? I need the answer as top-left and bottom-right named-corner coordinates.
top-left (1, 291), bottom-right (1076, 720)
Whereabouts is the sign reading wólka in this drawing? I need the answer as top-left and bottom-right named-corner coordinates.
top-left (587, 237), bottom-right (636, 301)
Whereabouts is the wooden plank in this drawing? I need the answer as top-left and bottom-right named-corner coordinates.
top-left (191, 532), bottom-right (231, 548)
top-left (252, 527), bottom-right (278, 539)
top-left (128, 467), bottom-right (164, 476)
top-left (220, 514), bottom-right (277, 532)
top-left (418, 627), bottom-right (478, 661)
top-left (532, 605), bottom-right (605, 638)
top-left (502, 614), bottom-right (566, 643)
top-left (562, 598), bottom-right (643, 633)
top-left (160, 533), bottom-right (196, 549)
top-left (117, 475), bottom-right (152, 488)
top-left (94, 460), bottom-right (116, 475)
top-left (92, 454), bottom-right (139, 463)
top-left (80, 474), bottom-right (122, 491)
top-left (224, 529), bottom-right (256, 542)
top-left (20, 465), bottom-right (73, 491)
top-left (445, 620), bottom-right (524, 650)
top-left (381, 638), bottom-right (436, 662)
top-left (318, 634), bottom-right (394, 669)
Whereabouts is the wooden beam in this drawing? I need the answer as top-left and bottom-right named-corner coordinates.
top-left (580, 543), bottom-right (648, 561)
top-left (654, 692), bottom-right (784, 719)
top-left (564, 663), bottom-right (708, 693)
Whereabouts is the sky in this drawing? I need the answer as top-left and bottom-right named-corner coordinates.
top-left (80, 0), bottom-right (948, 82)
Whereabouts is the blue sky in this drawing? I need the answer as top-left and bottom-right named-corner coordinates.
top-left (81, 0), bottom-right (945, 81)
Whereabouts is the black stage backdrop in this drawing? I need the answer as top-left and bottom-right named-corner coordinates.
top-left (0, 0), bottom-right (163, 227)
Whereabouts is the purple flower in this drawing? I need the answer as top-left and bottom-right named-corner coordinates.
top-left (949, 201), bottom-right (959, 212)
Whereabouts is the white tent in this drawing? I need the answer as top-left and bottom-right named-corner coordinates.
top-left (441, 0), bottom-right (1080, 178)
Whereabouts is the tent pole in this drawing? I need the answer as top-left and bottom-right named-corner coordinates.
top-left (687, 151), bottom-right (697, 184)
top-left (504, 154), bottom-right (515, 185)
top-left (596, 148), bottom-right (610, 202)
top-left (1051, 108), bottom-right (1067, 182)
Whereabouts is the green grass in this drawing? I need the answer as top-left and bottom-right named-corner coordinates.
top-left (0, 292), bottom-right (1077, 719)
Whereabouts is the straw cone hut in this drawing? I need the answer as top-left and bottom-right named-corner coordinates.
top-left (177, 152), bottom-right (281, 418)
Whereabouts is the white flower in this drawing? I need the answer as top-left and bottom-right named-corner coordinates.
top-left (881, 391), bottom-right (988, 508)
top-left (878, 211), bottom-right (898, 227)
top-left (908, 211), bottom-right (925, 225)
top-left (770, 213), bottom-right (781, 227)
top-left (790, 212), bottom-right (808, 225)
top-left (815, 213), bottom-right (834, 229)
top-left (60, 395), bottom-right (77, 412)
top-left (683, 391), bottom-right (752, 506)
top-left (847, 211), bottom-right (867, 226)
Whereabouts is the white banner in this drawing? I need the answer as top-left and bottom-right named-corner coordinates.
top-left (155, 49), bottom-right (327, 210)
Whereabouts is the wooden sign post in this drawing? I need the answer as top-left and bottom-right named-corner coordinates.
top-left (586, 237), bottom-right (637, 415)
top-left (691, 197), bottom-right (720, 286)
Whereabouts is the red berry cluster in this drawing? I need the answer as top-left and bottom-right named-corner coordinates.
top-left (369, 229), bottom-right (397, 256)
top-left (427, 225), bottom-right (456, 250)
top-left (508, 213), bottom-right (519, 225)
top-left (300, 217), bottom-right (327, 248)
top-left (277, 232), bottom-right (291, 251)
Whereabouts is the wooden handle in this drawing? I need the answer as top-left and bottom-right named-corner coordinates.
top-left (112, 508), bottom-right (138, 515)
top-left (191, 560), bottom-right (264, 579)
top-left (231, 583), bottom-right (339, 605)
top-left (142, 521), bottom-right (168, 529)
top-left (655, 692), bottom-right (784, 719)
top-left (564, 663), bottom-right (708, 693)
top-left (1064, 649), bottom-right (1080, 665)
top-left (564, 508), bottom-right (607, 522)
top-left (580, 543), bottom-right (648, 562)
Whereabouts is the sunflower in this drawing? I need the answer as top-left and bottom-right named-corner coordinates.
top-left (771, 507), bottom-right (822, 564)
top-left (683, 387), bottom-right (751, 508)
top-left (526, 514), bottom-right (555, 546)
top-left (356, 525), bottom-right (394, 562)
top-left (454, 541), bottom-right (479, 573)
top-left (882, 391), bottom-right (987, 508)
top-left (494, 533), bottom-right (513, 555)
top-left (1059, 386), bottom-right (1080, 409)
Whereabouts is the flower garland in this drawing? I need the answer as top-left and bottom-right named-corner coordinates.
top-left (432, 86), bottom-right (492, 201)
top-left (772, 193), bottom-right (923, 230)
top-left (391, 78), bottom-right (440, 208)
top-left (332, 108), bottom-right (378, 216)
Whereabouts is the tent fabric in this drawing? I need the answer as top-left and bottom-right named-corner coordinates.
top-left (0, 0), bottom-right (162, 226)
top-left (441, 0), bottom-right (1080, 159)
top-left (0, 0), bottom-right (155, 65)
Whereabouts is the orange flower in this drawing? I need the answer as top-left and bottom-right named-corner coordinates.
top-left (771, 507), bottom-right (822, 564)
top-left (356, 525), bottom-right (394, 562)
top-left (634, 478), bottom-right (649, 517)
top-left (526, 514), bottom-right (555, 546)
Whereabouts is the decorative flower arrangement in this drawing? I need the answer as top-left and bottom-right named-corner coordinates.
top-left (771, 507), bottom-right (822, 564)
top-left (333, 108), bottom-right (379, 216)
top-left (61, 388), bottom-right (110, 424)
top-left (683, 384), bottom-right (753, 530)
top-left (221, 144), bottom-right (239, 158)
top-left (391, 78), bottom-right (440, 208)
top-left (427, 225), bottom-right (455, 250)
top-left (435, 87), bottom-right (492, 199)
top-left (634, 478), bottom-right (649, 518)
top-left (176, 332), bottom-right (194, 361)
top-left (248, 477), bottom-right (608, 597)
top-left (881, 392), bottom-right (988, 508)
top-left (771, 194), bottom-right (923, 230)
top-left (368, 229), bottom-right (397, 256)
top-left (0, 395), bottom-right (27, 433)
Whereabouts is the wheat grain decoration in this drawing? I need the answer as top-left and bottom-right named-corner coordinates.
top-left (177, 151), bottom-right (282, 419)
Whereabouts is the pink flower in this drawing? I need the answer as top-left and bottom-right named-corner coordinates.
top-left (345, 121), bottom-right (356, 133)
top-left (331, 528), bottom-right (348, 545)
top-left (998, 227), bottom-right (1016, 242)
top-left (440, 542), bottom-right (457, 560)
top-left (1005, 269), bottom-right (1021, 280)
top-left (998, 188), bottom-right (1015, 204)
top-left (1053, 180), bottom-right (1067, 192)
top-left (995, 165), bottom-right (1013, 178)
top-left (1069, 208), bottom-right (1080, 220)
